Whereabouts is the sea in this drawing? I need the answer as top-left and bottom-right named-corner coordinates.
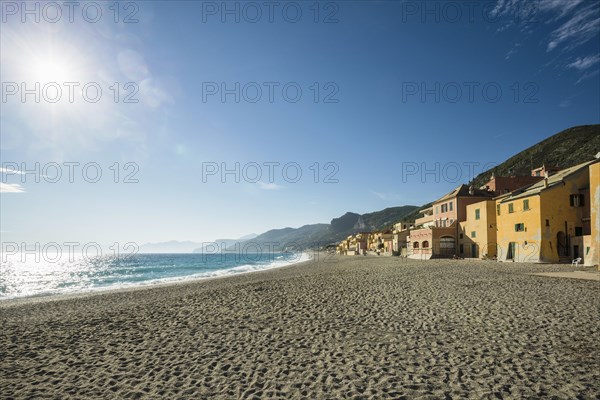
top-left (0, 251), bottom-right (312, 300)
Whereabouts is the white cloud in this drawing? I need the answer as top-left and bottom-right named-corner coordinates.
top-left (546, 3), bottom-right (600, 52)
top-left (0, 183), bottom-right (24, 193)
top-left (257, 181), bottom-right (284, 190)
top-left (566, 54), bottom-right (600, 70)
top-left (370, 190), bottom-right (402, 201)
top-left (576, 69), bottom-right (600, 84)
top-left (0, 168), bottom-right (26, 192)
top-left (538, 0), bottom-right (584, 17)
top-left (492, 0), bottom-right (599, 54)
top-left (559, 98), bottom-right (572, 107)
top-left (0, 167), bottom-right (23, 175)
top-left (505, 43), bottom-right (522, 60)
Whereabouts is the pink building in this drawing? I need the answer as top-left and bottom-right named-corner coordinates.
top-left (408, 185), bottom-right (495, 259)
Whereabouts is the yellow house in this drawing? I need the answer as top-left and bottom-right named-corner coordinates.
top-left (458, 199), bottom-right (497, 258)
top-left (587, 161), bottom-right (599, 267)
top-left (496, 159), bottom-right (598, 263)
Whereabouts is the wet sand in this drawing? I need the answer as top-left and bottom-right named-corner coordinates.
top-left (1, 256), bottom-right (598, 399)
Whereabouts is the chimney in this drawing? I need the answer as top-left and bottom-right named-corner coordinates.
top-left (543, 177), bottom-right (548, 188)
top-left (468, 185), bottom-right (474, 195)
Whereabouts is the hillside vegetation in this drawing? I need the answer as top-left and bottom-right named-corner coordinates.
top-left (471, 125), bottom-right (599, 188)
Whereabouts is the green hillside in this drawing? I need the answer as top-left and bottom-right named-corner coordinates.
top-left (471, 125), bottom-right (600, 188)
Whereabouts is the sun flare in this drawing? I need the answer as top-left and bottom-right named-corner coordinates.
top-left (30, 55), bottom-right (76, 84)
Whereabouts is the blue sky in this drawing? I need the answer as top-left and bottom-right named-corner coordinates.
top-left (1, 0), bottom-right (599, 246)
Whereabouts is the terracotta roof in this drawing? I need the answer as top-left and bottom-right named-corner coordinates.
top-left (433, 184), bottom-right (495, 204)
top-left (499, 159), bottom-right (598, 203)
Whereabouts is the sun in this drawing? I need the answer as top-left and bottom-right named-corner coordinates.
top-left (30, 54), bottom-right (77, 84)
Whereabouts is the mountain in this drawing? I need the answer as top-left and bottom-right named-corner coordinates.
top-left (139, 240), bottom-right (204, 254)
top-left (143, 126), bottom-right (598, 253)
top-left (471, 125), bottom-right (600, 188)
top-left (140, 234), bottom-right (258, 254)
top-left (239, 206), bottom-right (420, 250)
top-left (192, 234), bottom-right (258, 253)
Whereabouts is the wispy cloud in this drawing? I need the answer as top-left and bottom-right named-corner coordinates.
top-left (546, 3), bottom-right (600, 52)
top-left (0, 168), bottom-right (26, 192)
top-left (559, 98), bottom-right (572, 107)
top-left (538, 0), bottom-right (584, 18)
top-left (494, 0), bottom-right (599, 83)
top-left (505, 43), bottom-right (522, 60)
top-left (492, 0), bottom-right (599, 54)
top-left (576, 69), bottom-right (600, 84)
top-left (0, 167), bottom-right (23, 175)
top-left (566, 54), bottom-right (600, 70)
top-left (257, 181), bottom-right (284, 190)
top-left (0, 183), bottom-right (24, 193)
top-left (370, 190), bottom-right (402, 201)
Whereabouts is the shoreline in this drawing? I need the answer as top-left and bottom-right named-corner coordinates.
top-left (0, 251), bottom-right (316, 309)
top-left (2, 256), bottom-right (598, 398)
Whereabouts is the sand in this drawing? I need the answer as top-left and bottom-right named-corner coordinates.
top-left (531, 271), bottom-right (600, 281)
top-left (1, 256), bottom-right (599, 399)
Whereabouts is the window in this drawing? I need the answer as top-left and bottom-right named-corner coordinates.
top-left (475, 209), bottom-right (480, 220)
top-left (440, 237), bottom-right (455, 249)
top-left (569, 194), bottom-right (585, 207)
top-left (508, 203), bottom-right (514, 213)
top-left (471, 231), bottom-right (476, 238)
top-left (515, 223), bottom-right (525, 232)
top-left (436, 206), bottom-right (439, 214)
top-left (523, 199), bottom-right (530, 211)
top-left (546, 219), bottom-right (550, 227)
top-left (459, 233), bottom-right (463, 239)
top-left (575, 227), bottom-right (583, 236)
top-left (441, 204), bottom-right (448, 213)
top-left (496, 204), bottom-right (501, 216)
top-left (422, 241), bottom-right (429, 248)
top-left (449, 202), bottom-right (453, 211)
top-left (413, 242), bottom-right (419, 248)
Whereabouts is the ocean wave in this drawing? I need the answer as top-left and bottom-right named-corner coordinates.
top-left (0, 252), bottom-right (313, 301)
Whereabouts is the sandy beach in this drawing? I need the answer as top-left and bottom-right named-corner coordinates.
top-left (1, 255), bottom-right (599, 399)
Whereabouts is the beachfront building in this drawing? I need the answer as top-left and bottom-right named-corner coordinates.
top-left (367, 232), bottom-right (378, 252)
top-left (414, 206), bottom-right (434, 228)
top-left (408, 185), bottom-right (495, 259)
top-left (340, 233), bottom-right (369, 255)
top-left (354, 233), bottom-right (369, 255)
top-left (480, 173), bottom-right (543, 196)
top-left (393, 221), bottom-right (414, 256)
top-left (531, 164), bottom-right (561, 177)
top-left (496, 159), bottom-right (598, 263)
top-left (367, 231), bottom-right (393, 254)
top-left (588, 161), bottom-right (600, 267)
top-left (458, 200), bottom-right (498, 259)
top-left (382, 231), bottom-right (393, 254)
top-left (336, 236), bottom-right (351, 255)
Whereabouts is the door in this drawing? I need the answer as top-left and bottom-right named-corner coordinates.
top-left (471, 244), bottom-right (478, 258)
top-left (507, 242), bottom-right (516, 260)
top-left (557, 231), bottom-right (567, 257)
top-left (573, 245), bottom-right (579, 259)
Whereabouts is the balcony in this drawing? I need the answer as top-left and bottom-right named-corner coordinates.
top-left (415, 214), bottom-right (434, 226)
